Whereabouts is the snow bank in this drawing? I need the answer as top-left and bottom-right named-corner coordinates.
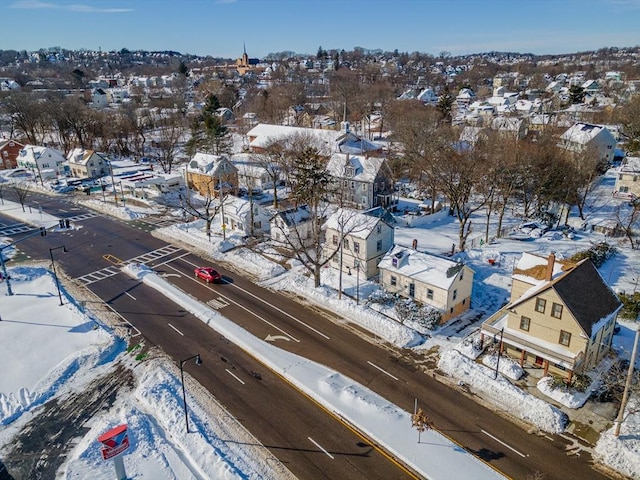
top-left (438, 349), bottom-right (567, 433)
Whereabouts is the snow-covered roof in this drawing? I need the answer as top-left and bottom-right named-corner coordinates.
top-left (378, 245), bottom-right (470, 290)
top-left (560, 122), bottom-right (615, 146)
top-left (246, 124), bottom-right (340, 150)
top-left (512, 252), bottom-right (568, 286)
top-left (187, 152), bottom-right (234, 175)
top-left (324, 208), bottom-right (384, 239)
top-left (325, 153), bottom-right (386, 183)
top-left (620, 157), bottom-right (640, 173)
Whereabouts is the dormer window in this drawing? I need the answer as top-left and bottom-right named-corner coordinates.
top-left (345, 166), bottom-right (355, 177)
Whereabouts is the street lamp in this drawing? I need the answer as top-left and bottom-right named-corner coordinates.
top-left (49, 245), bottom-right (67, 306)
top-left (180, 354), bottom-right (202, 433)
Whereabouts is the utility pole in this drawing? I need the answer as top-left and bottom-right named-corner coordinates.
top-left (615, 327), bottom-right (639, 437)
top-left (493, 327), bottom-right (504, 380)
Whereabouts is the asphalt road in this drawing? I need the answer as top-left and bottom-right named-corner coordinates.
top-left (1, 193), bottom-right (612, 480)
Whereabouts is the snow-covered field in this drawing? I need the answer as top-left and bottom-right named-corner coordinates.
top-left (1, 166), bottom-right (639, 479)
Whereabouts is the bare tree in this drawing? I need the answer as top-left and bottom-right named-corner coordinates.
top-left (2, 91), bottom-right (48, 144)
top-left (615, 202), bottom-right (640, 249)
top-left (432, 131), bottom-right (486, 251)
top-left (11, 181), bottom-right (30, 212)
top-left (251, 139), bottom-right (286, 208)
top-left (153, 111), bottom-right (187, 173)
top-left (180, 177), bottom-right (225, 238)
top-left (564, 145), bottom-right (609, 220)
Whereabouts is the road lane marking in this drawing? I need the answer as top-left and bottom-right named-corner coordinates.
top-left (367, 361), bottom-right (399, 381)
top-left (481, 429), bottom-right (527, 457)
top-left (163, 263), bottom-right (300, 342)
top-left (308, 437), bottom-right (334, 459)
top-left (124, 291), bottom-right (136, 300)
top-left (228, 281), bottom-right (331, 339)
top-left (225, 369), bottom-right (245, 385)
top-left (168, 323), bottom-right (184, 336)
top-left (171, 257), bottom-right (330, 340)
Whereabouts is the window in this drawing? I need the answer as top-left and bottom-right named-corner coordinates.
top-left (520, 316), bottom-right (531, 331)
top-left (376, 225), bottom-right (382, 234)
top-left (390, 276), bottom-right (397, 286)
top-left (376, 240), bottom-right (382, 251)
top-left (332, 235), bottom-right (338, 246)
top-left (362, 183), bottom-right (367, 191)
top-left (551, 303), bottom-right (563, 319)
top-left (351, 181), bottom-right (355, 189)
top-left (332, 255), bottom-right (338, 263)
top-left (620, 186), bottom-right (629, 193)
top-left (559, 330), bottom-right (571, 346)
top-left (253, 221), bottom-right (262, 229)
top-left (459, 269), bottom-right (464, 281)
top-left (354, 242), bottom-right (360, 254)
top-left (427, 289), bottom-right (434, 300)
top-left (452, 289), bottom-right (457, 301)
top-left (343, 238), bottom-right (349, 249)
top-left (535, 298), bottom-right (546, 313)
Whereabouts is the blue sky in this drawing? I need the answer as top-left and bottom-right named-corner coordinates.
top-left (0, 0), bottom-right (638, 58)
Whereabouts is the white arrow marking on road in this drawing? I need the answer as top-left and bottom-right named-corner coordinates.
top-left (265, 334), bottom-right (291, 342)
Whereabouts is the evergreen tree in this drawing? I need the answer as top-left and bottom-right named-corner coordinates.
top-left (569, 84), bottom-right (585, 104)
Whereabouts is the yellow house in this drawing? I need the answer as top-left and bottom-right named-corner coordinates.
top-left (481, 253), bottom-right (622, 382)
top-left (185, 153), bottom-right (238, 198)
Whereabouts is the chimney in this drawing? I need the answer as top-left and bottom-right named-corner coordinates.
top-left (546, 252), bottom-right (555, 281)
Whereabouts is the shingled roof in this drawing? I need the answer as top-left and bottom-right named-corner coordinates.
top-left (553, 259), bottom-right (622, 336)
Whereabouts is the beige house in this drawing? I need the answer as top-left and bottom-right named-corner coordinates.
top-left (378, 245), bottom-right (474, 323)
top-left (481, 253), bottom-right (621, 382)
top-left (613, 156), bottom-right (640, 200)
top-left (66, 148), bottom-right (109, 179)
top-left (185, 153), bottom-right (238, 198)
top-left (323, 208), bottom-right (394, 279)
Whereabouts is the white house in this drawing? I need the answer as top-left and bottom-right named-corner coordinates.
top-left (559, 123), bottom-right (617, 165)
top-left (66, 148), bottom-right (109, 179)
top-left (613, 156), bottom-right (640, 200)
top-left (221, 195), bottom-right (271, 237)
top-left (323, 208), bottom-right (394, 279)
top-left (378, 245), bottom-right (475, 323)
top-left (17, 145), bottom-right (66, 179)
top-left (231, 153), bottom-right (279, 193)
top-left (270, 205), bottom-right (314, 249)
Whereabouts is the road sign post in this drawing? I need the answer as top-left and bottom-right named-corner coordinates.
top-left (97, 424), bottom-right (130, 480)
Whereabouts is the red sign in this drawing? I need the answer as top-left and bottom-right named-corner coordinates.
top-left (98, 424), bottom-right (130, 460)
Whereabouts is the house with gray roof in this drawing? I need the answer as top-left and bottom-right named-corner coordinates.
top-left (326, 153), bottom-right (393, 210)
top-left (481, 252), bottom-right (622, 382)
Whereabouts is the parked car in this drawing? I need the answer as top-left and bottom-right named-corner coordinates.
top-left (194, 266), bottom-right (221, 283)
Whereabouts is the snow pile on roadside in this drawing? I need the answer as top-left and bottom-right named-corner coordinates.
top-left (78, 199), bottom-right (157, 220)
top-left (0, 267), bottom-right (119, 425)
top-left (266, 263), bottom-right (424, 348)
top-left (536, 377), bottom-right (592, 409)
top-left (593, 398), bottom-right (640, 480)
top-left (61, 358), bottom-right (285, 480)
top-left (438, 349), bottom-right (567, 433)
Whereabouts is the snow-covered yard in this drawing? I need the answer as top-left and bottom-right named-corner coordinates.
top-left (1, 165), bottom-right (639, 479)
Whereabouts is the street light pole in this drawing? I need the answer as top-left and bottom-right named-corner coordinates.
top-left (49, 245), bottom-right (67, 306)
top-left (180, 354), bottom-right (202, 433)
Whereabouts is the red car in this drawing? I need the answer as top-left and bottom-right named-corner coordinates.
top-left (194, 267), bottom-right (221, 283)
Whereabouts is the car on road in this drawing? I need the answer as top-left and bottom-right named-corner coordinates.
top-left (194, 266), bottom-right (221, 283)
